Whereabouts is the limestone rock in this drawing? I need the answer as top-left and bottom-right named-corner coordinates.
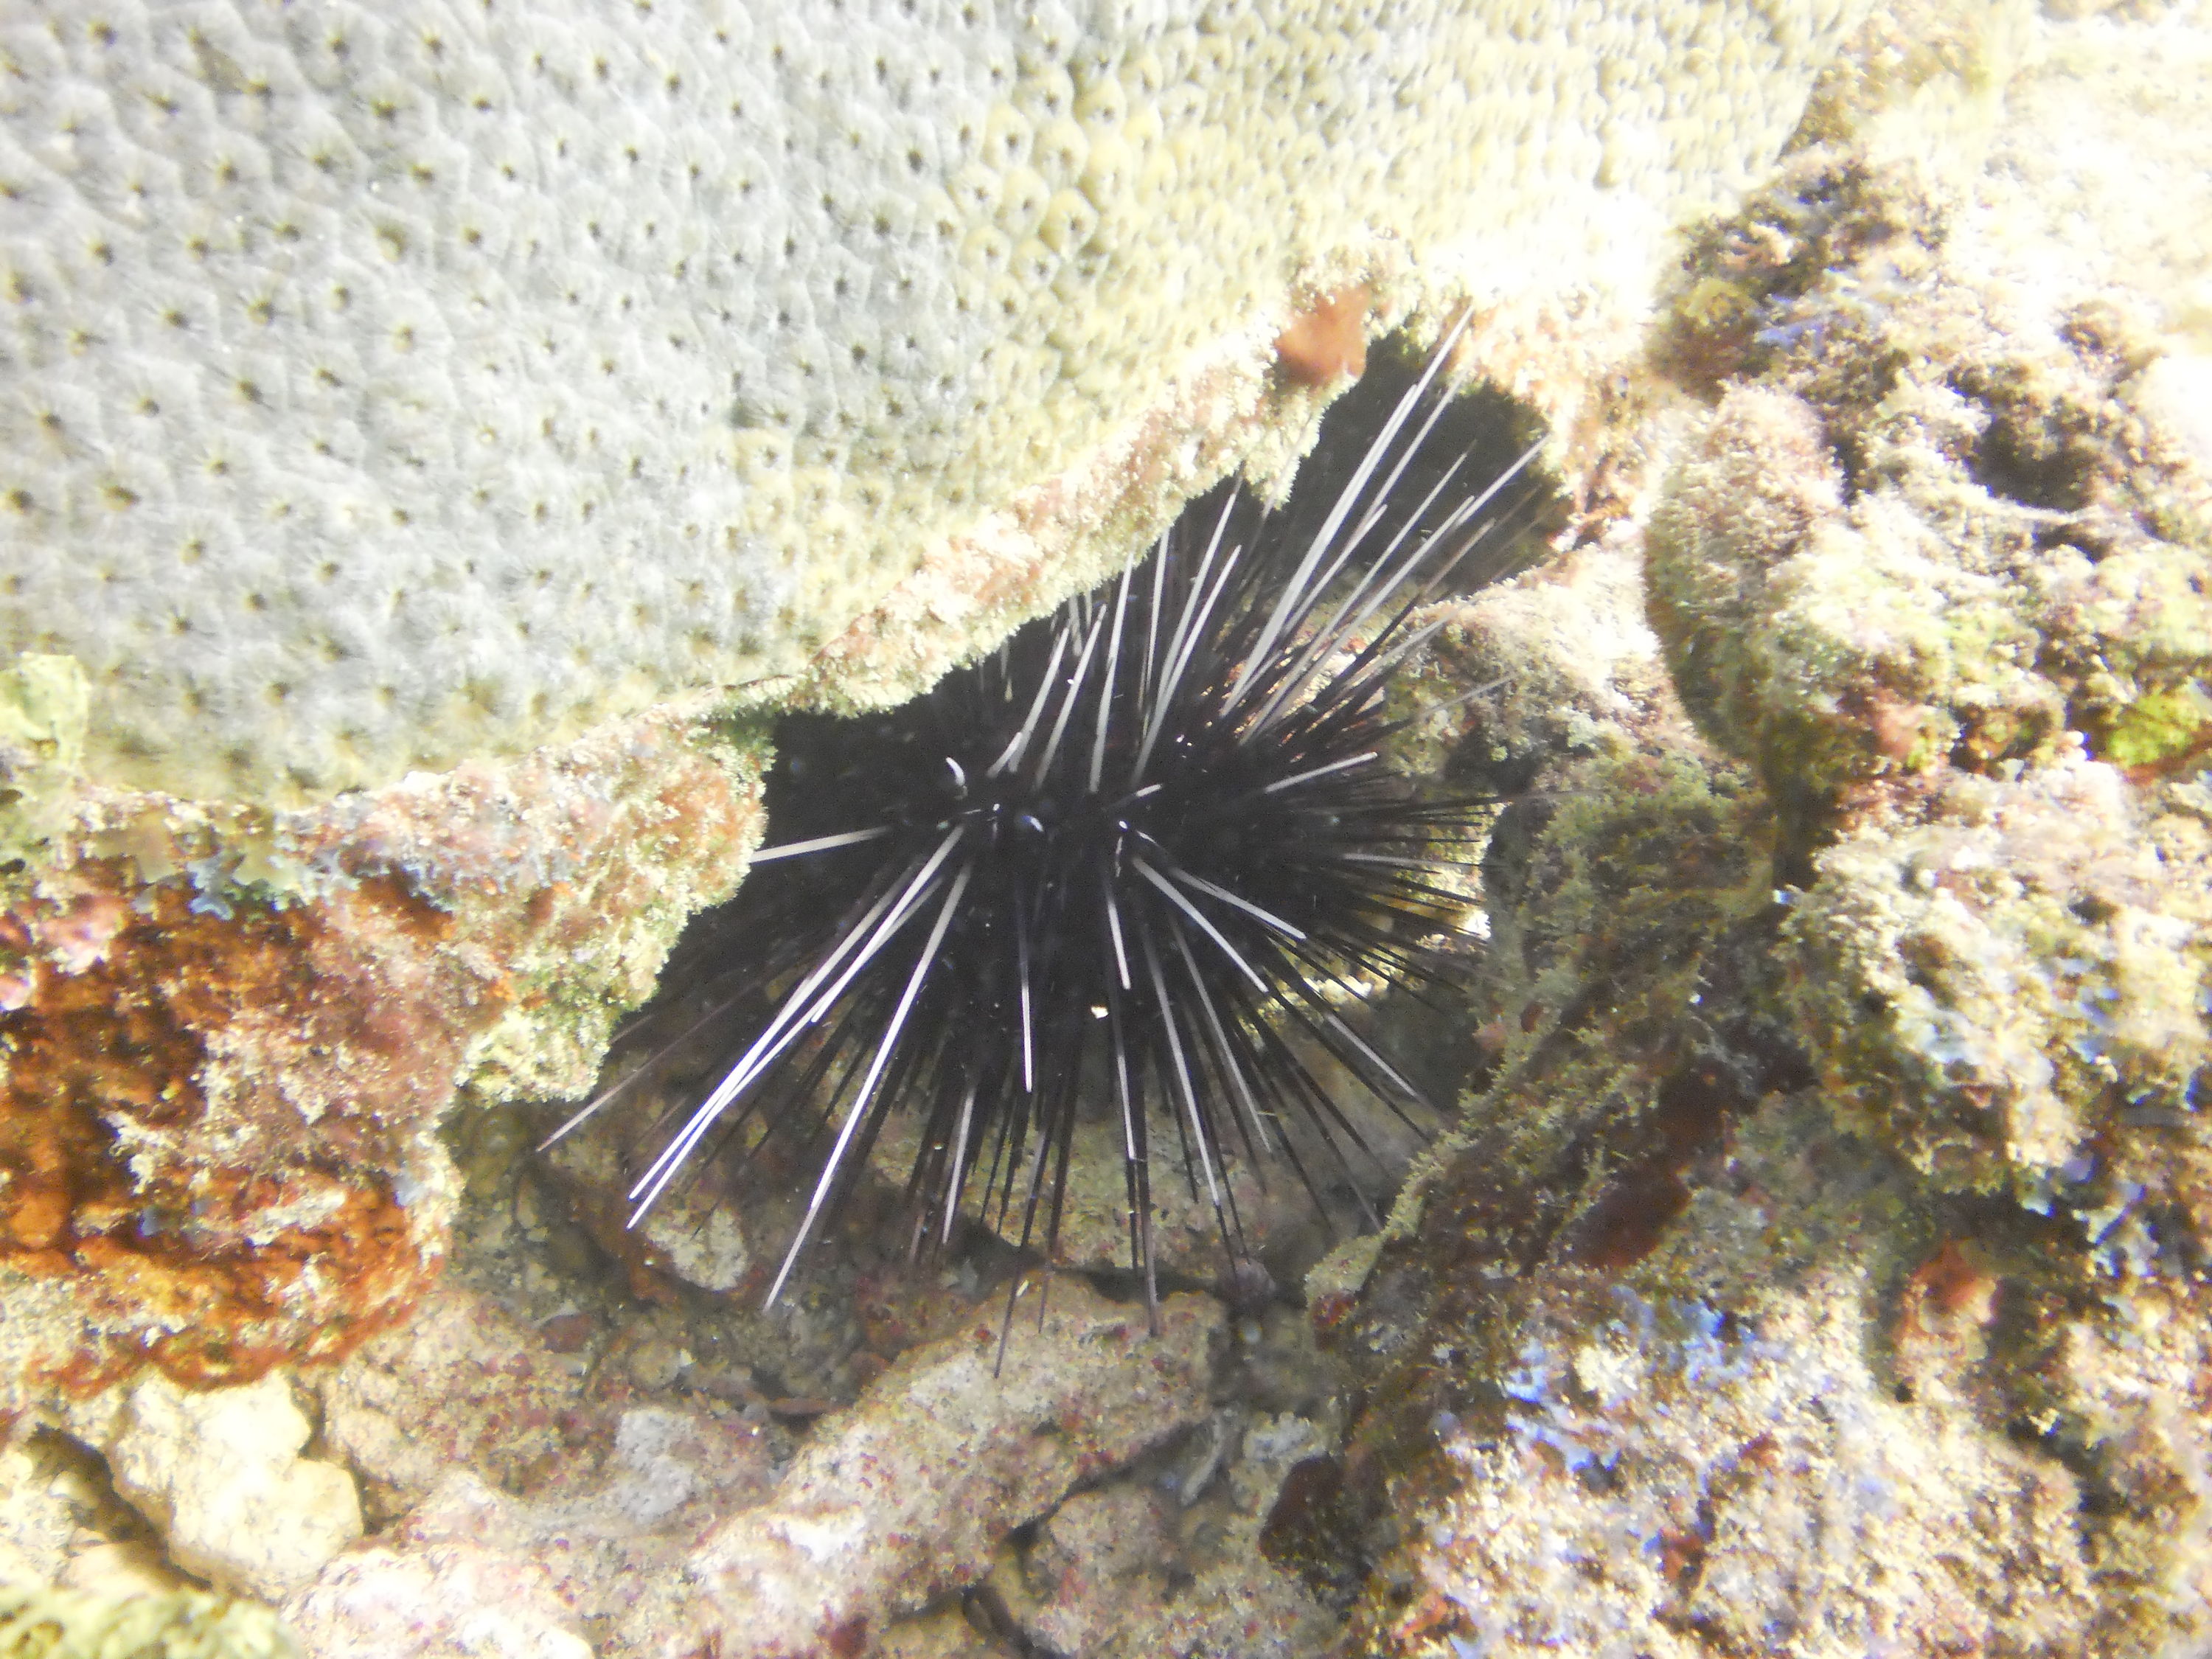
top-left (983, 1425), bottom-right (1337, 1658)
top-left (274, 1277), bottom-right (1221, 1659)
top-left (616, 1279), bottom-right (1220, 1658)
top-left (71, 1372), bottom-right (361, 1604)
top-left (311, 1285), bottom-right (603, 1524)
top-left (280, 1507), bottom-right (591, 1659)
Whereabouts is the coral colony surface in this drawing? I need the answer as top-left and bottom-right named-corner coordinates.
top-left (4, 2), bottom-right (2212, 1658)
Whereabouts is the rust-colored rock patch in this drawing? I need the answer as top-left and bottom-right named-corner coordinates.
top-left (0, 704), bottom-right (763, 1418)
top-left (1, 873), bottom-right (498, 1394)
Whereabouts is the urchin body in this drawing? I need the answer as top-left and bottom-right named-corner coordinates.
top-left (557, 316), bottom-right (1540, 1315)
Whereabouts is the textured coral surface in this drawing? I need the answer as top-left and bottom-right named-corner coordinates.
top-left (0, 0), bottom-right (1865, 802)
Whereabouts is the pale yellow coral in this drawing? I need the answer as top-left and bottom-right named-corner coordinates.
top-left (0, 0), bottom-right (1871, 806)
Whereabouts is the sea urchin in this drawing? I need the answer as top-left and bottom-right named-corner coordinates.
top-left (554, 312), bottom-right (1543, 1325)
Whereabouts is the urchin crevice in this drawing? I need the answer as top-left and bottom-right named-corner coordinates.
top-left (549, 313), bottom-right (1552, 1326)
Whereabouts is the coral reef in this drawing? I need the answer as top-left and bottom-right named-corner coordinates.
top-left (1300, 472), bottom-right (2164, 1655)
top-left (1293, 6), bottom-right (2212, 1656)
top-left (0, 0), bottom-right (1874, 1441)
top-left (13, 4), bottom-right (2212, 1656)
top-left (0, 1), bottom-right (1865, 803)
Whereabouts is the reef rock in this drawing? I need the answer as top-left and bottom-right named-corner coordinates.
top-left (62, 1371), bottom-right (362, 1604)
top-left (1305, 5), bottom-right (2212, 1655)
top-left (1646, 16), bottom-right (2212, 1257)
top-left (0, 702), bottom-right (759, 1416)
top-left (270, 1276), bottom-right (1220, 1659)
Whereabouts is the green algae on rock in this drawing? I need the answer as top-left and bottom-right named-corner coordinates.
top-left (1784, 757), bottom-right (2212, 1203)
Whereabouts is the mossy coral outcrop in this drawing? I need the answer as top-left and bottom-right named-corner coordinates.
top-left (1295, 6), bottom-right (2212, 1655)
top-left (1644, 147), bottom-right (2212, 1220)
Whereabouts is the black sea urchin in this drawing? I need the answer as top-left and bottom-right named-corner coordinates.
top-left (555, 313), bottom-right (1543, 1323)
